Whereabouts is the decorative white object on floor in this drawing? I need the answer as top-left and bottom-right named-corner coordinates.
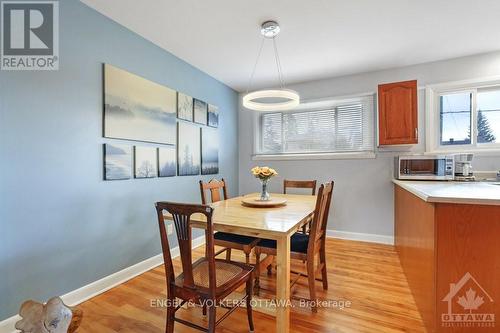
top-left (15, 297), bottom-right (82, 333)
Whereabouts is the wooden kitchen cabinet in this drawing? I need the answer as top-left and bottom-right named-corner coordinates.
top-left (378, 80), bottom-right (418, 145)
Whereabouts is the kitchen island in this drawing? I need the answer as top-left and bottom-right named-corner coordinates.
top-left (393, 180), bottom-right (499, 333)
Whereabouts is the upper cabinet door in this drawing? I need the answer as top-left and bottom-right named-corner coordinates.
top-left (378, 80), bottom-right (418, 145)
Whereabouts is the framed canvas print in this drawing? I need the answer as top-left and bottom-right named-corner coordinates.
top-left (103, 64), bottom-right (176, 145)
top-left (178, 122), bottom-right (200, 176)
top-left (177, 92), bottom-right (193, 121)
top-left (208, 104), bottom-right (219, 128)
top-left (193, 98), bottom-right (207, 125)
top-left (103, 143), bottom-right (132, 180)
top-left (134, 146), bottom-right (158, 178)
top-left (201, 127), bottom-right (219, 175)
top-left (158, 146), bottom-right (176, 177)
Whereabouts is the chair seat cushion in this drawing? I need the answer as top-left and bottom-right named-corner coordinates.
top-left (257, 233), bottom-right (309, 253)
top-left (214, 232), bottom-right (258, 245)
top-left (175, 258), bottom-right (252, 289)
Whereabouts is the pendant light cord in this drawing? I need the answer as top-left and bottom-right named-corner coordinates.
top-left (272, 37), bottom-right (285, 89)
top-left (246, 37), bottom-right (265, 93)
top-left (246, 34), bottom-right (287, 92)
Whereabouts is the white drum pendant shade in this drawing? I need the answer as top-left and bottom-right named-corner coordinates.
top-left (243, 89), bottom-right (300, 112)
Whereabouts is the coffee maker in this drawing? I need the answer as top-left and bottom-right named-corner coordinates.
top-left (454, 154), bottom-right (474, 181)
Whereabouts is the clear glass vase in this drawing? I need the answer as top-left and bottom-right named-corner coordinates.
top-left (260, 179), bottom-right (271, 201)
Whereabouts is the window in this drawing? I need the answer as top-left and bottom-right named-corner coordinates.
top-left (256, 95), bottom-right (374, 156)
top-left (427, 79), bottom-right (500, 152)
top-left (477, 89), bottom-right (500, 143)
top-left (439, 92), bottom-right (472, 145)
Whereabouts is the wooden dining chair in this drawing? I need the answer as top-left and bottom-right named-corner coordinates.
top-left (284, 179), bottom-right (317, 234)
top-left (155, 201), bottom-right (255, 333)
top-left (200, 179), bottom-right (260, 264)
top-left (283, 179), bottom-right (317, 195)
top-left (200, 178), bottom-right (228, 204)
top-left (255, 181), bottom-right (334, 312)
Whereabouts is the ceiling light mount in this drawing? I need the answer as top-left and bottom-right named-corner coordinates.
top-left (260, 21), bottom-right (280, 39)
top-left (243, 21), bottom-right (300, 112)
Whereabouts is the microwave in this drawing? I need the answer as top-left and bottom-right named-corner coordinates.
top-left (395, 155), bottom-right (455, 180)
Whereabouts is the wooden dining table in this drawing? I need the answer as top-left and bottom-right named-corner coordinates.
top-left (163, 192), bottom-right (317, 333)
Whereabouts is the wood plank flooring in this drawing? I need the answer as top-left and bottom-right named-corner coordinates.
top-left (77, 238), bottom-right (426, 333)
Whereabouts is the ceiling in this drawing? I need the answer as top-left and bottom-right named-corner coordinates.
top-left (81, 0), bottom-right (500, 92)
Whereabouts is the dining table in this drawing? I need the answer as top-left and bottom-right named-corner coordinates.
top-left (163, 192), bottom-right (317, 333)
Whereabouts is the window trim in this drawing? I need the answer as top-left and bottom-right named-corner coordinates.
top-left (425, 76), bottom-right (500, 154)
top-left (252, 151), bottom-right (376, 161)
top-left (252, 92), bottom-right (376, 160)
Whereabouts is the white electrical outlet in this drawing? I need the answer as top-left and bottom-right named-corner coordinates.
top-left (167, 223), bottom-right (174, 235)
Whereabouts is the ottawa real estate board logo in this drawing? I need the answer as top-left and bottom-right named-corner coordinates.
top-left (441, 272), bottom-right (495, 328)
top-left (1, 0), bottom-right (59, 70)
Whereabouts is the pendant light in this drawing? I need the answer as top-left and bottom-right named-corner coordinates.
top-left (243, 21), bottom-right (300, 112)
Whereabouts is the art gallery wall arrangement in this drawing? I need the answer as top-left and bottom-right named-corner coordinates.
top-left (134, 146), bottom-right (158, 179)
top-left (178, 122), bottom-right (201, 176)
top-left (201, 127), bottom-right (219, 175)
top-left (208, 104), bottom-right (219, 127)
top-left (103, 143), bottom-right (132, 181)
top-left (102, 64), bottom-right (219, 181)
top-left (192, 99), bottom-right (206, 125)
top-left (177, 92), bottom-right (194, 122)
top-left (158, 146), bottom-right (176, 177)
top-left (103, 143), bottom-right (179, 180)
top-left (103, 64), bottom-right (177, 145)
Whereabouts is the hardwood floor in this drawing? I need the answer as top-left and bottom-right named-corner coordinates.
top-left (77, 238), bottom-right (426, 333)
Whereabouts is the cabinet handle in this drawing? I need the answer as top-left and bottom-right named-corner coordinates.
top-left (415, 128), bottom-right (418, 139)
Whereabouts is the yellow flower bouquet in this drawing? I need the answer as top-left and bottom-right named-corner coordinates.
top-left (251, 166), bottom-right (278, 201)
top-left (251, 166), bottom-right (278, 181)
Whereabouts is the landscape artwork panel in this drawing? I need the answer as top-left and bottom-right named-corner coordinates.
top-left (104, 64), bottom-right (176, 145)
top-left (201, 127), bottom-right (219, 175)
top-left (178, 122), bottom-right (200, 176)
top-left (193, 99), bottom-right (207, 125)
top-left (134, 146), bottom-right (158, 178)
top-left (208, 104), bottom-right (219, 127)
top-left (158, 146), bottom-right (176, 177)
top-left (104, 143), bottom-right (132, 180)
top-left (177, 92), bottom-right (193, 121)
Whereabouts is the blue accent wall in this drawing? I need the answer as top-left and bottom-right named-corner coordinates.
top-left (0, 0), bottom-right (238, 319)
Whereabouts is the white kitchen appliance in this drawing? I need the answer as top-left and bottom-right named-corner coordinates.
top-left (454, 153), bottom-right (475, 181)
top-left (395, 155), bottom-right (455, 180)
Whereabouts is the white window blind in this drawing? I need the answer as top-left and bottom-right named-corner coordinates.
top-left (258, 95), bottom-right (374, 154)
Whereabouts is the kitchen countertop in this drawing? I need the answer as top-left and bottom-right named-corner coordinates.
top-left (392, 179), bottom-right (500, 205)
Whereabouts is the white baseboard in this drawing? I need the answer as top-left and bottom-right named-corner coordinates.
top-left (327, 229), bottom-right (394, 245)
top-left (0, 235), bottom-right (206, 333)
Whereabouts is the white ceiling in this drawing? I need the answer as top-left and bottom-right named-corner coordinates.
top-left (81, 0), bottom-right (500, 92)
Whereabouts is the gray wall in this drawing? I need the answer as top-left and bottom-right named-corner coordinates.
top-left (0, 0), bottom-right (238, 320)
top-left (239, 52), bottom-right (500, 238)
